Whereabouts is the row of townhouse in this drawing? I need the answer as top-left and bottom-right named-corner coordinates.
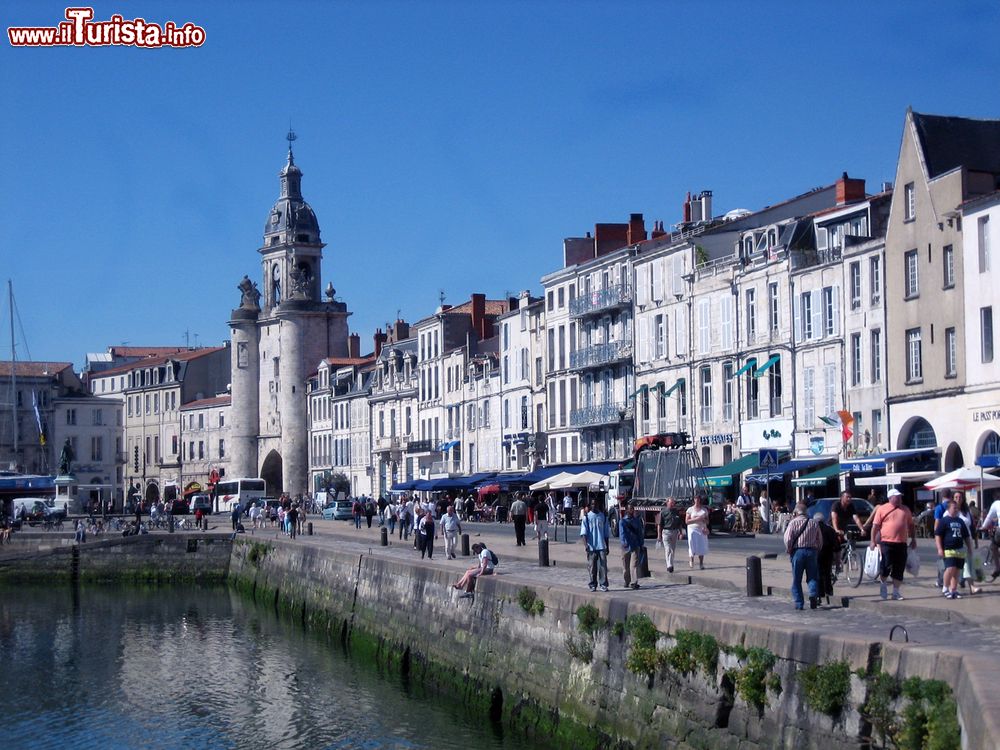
top-left (302, 110), bottom-right (1000, 500)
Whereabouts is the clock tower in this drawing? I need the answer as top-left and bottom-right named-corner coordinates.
top-left (228, 132), bottom-right (351, 497)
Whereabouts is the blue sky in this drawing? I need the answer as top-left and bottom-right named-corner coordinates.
top-left (2, 0), bottom-right (999, 366)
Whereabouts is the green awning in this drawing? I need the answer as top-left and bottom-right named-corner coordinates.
top-left (697, 474), bottom-right (735, 488)
top-left (734, 358), bottom-right (757, 377)
top-left (791, 463), bottom-right (842, 487)
top-left (629, 384), bottom-right (649, 398)
top-left (702, 452), bottom-right (762, 479)
top-left (662, 377), bottom-right (685, 397)
top-left (753, 354), bottom-right (780, 378)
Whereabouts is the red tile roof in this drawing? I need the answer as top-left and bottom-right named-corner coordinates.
top-left (323, 356), bottom-right (376, 367)
top-left (0, 361), bottom-right (73, 378)
top-left (180, 395), bottom-right (231, 410)
top-left (93, 347), bottom-right (226, 378)
top-left (108, 346), bottom-right (188, 358)
top-left (444, 299), bottom-right (510, 316)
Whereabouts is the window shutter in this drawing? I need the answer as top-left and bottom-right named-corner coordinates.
top-left (652, 260), bottom-right (663, 302)
top-left (811, 290), bottom-right (822, 341)
top-left (832, 286), bottom-right (841, 336)
top-left (638, 317), bottom-right (649, 363)
top-left (793, 294), bottom-right (801, 342)
top-left (637, 266), bottom-right (648, 306)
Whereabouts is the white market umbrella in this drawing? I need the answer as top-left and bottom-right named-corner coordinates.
top-left (529, 472), bottom-right (576, 492)
top-left (924, 467), bottom-right (1000, 491)
top-left (549, 470), bottom-right (609, 490)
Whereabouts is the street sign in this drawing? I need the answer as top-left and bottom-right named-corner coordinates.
top-left (758, 448), bottom-right (778, 469)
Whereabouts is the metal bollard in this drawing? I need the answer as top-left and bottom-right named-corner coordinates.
top-left (380, 527), bottom-right (388, 546)
top-left (168, 515), bottom-right (175, 533)
top-left (307, 522), bottom-right (313, 536)
top-left (638, 547), bottom-right (651, 578)
top-left (538, 539), bottom-right (550, 567)
top-left (746, 555), bottom-right (763, 597)
top-left (461, 533), bottom-right (470, 556)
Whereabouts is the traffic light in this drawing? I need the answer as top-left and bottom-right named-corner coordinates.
top-left (133, 446), bottom-right (139, 472)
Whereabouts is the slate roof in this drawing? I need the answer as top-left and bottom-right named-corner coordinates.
top-left (94, 347), bottom-right (226, 377)
top-left (0, 361), bottom-right (73, 378)
top-left (180, 395), bottom-right (231, 411)
top-left (913, 111), bottom-right (1000, 178)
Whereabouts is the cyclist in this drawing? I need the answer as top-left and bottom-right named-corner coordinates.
top-left (831, 492), bottom-right (863, 541)
top-left (980, 495), bottom-right (1000, 582)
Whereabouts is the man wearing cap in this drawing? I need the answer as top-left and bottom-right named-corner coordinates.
top-left (783, 503), bottom-right (825, 610)
top-left (869, 488), bottom-right (917, 601)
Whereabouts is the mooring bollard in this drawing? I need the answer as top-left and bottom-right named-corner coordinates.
top-left (538, 539), bottom-right (550, 567)
top-left (168, 515), bottom-right (175, 534)
top-left (746, 555), bottom-right (763, 597)
top-left (461, 533), bottom-right (470, 556)
top-left (380, 527), bottom-right (388, 546)
top-left (307, 521), bottom-right (313, 536)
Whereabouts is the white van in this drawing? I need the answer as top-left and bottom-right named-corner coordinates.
top-left (606, 469), bottom-right (634, 536)
top-left (11, 497), bottom-right (65, 523)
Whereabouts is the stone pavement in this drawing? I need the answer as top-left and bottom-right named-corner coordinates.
top-left (262, 518), bottom-right (1000, 661)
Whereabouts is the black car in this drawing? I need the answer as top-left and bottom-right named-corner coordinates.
top-left (806, 497), bottom-right (874, 536)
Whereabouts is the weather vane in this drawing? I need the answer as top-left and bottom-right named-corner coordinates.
top-left (286, 123), bottom-right (297, 162)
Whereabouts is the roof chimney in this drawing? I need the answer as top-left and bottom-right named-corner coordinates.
top-left (373, 328), bottom-right (387, 358)
top-left (683, 192), bottom-right (692, 224)
top-left (347, 333), bottom-right (360, 359)
top-left (651, 220), bottom-right (667, 239)
top-left (627, 213), bottom-right (647, 245)
top-left (836, 172), bottom-right (866, 205)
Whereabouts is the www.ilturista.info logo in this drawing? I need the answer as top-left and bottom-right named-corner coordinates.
top-left (8, 7), bottom-right (205, 48)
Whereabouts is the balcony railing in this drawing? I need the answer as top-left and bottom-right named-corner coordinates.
top-left (569, 340), bottom-right (632, 370)
top-left (570, 402), bottom-right (630, 428)
top-left (569, 283), bottom-right (632, 317)
top-left (430, 460), bottom-right (460, 475)
top-left (375, 436), bottom-right (400, 452)
top-left (406, 439), bottom-right (436, 454)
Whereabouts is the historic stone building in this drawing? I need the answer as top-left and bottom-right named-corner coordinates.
top-left (228, 139), bottom-right (352, 497)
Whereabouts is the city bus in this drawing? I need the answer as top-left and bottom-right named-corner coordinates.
top-left (215, 478), bottom-right (266, 513)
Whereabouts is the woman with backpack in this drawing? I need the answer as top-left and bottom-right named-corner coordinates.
top-left (452, 542), bottom-right (496, 592)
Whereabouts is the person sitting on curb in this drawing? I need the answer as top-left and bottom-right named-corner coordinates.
top-left (452, 542), bottom-right (495, 592)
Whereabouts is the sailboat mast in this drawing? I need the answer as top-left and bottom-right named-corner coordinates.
top-left (8, 280), bottom-right (16, 466)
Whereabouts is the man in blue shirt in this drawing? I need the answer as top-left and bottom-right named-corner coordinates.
top-left (620, 506), bottom-right (646, 589)
top-left (580, 500), bottom-right (611, 592)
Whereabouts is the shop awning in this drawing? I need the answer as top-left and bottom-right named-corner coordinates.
top-left (390, 480), bottom-right (420, 491)
top-left (747, 457), bottom-right (833, 484)
top-left (976, 454), bottom-right (1000, 468)
top-left (700, 452), bottom-right (773, 481)
top-left (733, 358), bottom-right (757, 377)
top-left (791, 463), bottom-right (841, 487)
top-left (752, 354), bottom-right (780, 378)
top-left (436, 440), bottom-right (460, 452)
top-left (662, 378), bottom-right (685, 397)
top-left (841, 447), bottom-right (938, 474)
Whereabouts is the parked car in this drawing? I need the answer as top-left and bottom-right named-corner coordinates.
top-left (169, 497), bottom-right (190, 515)
top-left (12, 498), bottom-right (65, 525)
top-left (322, 500), bottom-right (353, 521)
top-left (806, 497), bottom-right (874, 536)
top-left (190, 494), bottom-right (213, 514)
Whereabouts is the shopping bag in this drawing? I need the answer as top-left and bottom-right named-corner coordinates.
top-left (905, 548), bottom-right (921, 576)
top-left (863, 546), bottom-right (881, 579)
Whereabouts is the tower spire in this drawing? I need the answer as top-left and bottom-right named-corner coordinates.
top-left (286, 124), bottom-right (297, 166)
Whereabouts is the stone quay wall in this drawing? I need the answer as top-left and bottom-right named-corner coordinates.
top-left (0, 533), bottom-right (232, 584)
top-left (228, 539), bottom-right (996, 750)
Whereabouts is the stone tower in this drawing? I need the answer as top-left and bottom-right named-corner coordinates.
top-left (228, 135), bottom-right (351, 496)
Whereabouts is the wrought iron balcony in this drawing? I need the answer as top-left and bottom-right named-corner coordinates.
top-left (406, 439), bottom-right (436, 454)
top-left (570, 402), bottom-right (630, 428)
top-left (430, 460), bottom-right (460, 475)
top-left (569, 340), bottom-right (633, 371)
top-left (569, 283), bottom-right (632, 317)
top-left (374, 436), bottom-right (401, 453)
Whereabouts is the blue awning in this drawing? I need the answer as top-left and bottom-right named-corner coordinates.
top-left (977, 455), bottom-right (1000, 468)
top-left (753, 354), bottom-right (780, 378)
top-left (747, 457), bottom-right (833, 484)
top-left (734, 358), bottom-right (757, 377)
top-left (390, 480), bottom-right (419, 491)
top-left (437, 440), bottom-right (460, 452)
top-left (0, 474), bottom-right (55, 493)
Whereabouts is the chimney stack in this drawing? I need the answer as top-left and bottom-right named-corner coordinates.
top-left (347, 333), bottom-right (360, 359)
top-left (627, 213), bottom-right (647, 245)
top-left (373, 328), bottom-right (387, 358)
top-left (651, 220), bottom-right (667, 239)
top-left (836, 172), bottom-right (866, 205)
top-left (683, 192), bottom-right (692, 224)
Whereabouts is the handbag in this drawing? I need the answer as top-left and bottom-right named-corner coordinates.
top-left (863, 546), bottom-right (881, 579)
top-left (905, 548), bottom-right (921, 576)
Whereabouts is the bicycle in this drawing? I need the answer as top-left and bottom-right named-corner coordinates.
top-left (837, 530), bottom-right (864, 588)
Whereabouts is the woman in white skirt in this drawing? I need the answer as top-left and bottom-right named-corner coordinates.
top-left (686, 495), bottom-right (710, 569)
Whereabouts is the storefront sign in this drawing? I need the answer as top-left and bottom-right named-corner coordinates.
top-left (699, 433), bottom-right (734, 446)
top-left (972, 407), bottom-right (1000, 423)
top-left (740, 418), bottom-right (793, 451)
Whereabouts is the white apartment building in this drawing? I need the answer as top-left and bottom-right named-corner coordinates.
top-left (961, 191), bottom-right (1000, 467)
top-left (370, 336), bottom-right (419, 495)
top-left (178, 395), bottom-right (230, 503)
top-left (51, 394), bottom-right (122, 508)
top-left (497, 292), bottom-right (546, 471)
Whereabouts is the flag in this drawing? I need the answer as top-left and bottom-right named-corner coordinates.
top-left (32, 391), bottom-right (47, 446)
top-left (818, 415), bottom-right (839, 427)
top-left (837, 410), bottom-right (854, 443)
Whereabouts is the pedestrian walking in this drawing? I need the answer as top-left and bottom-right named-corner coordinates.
top-left (364, 498), bottom-right (376, 529)
top-left (510, 495), bottom-right (528, 546)
top-left (783, 503), bottom-right (824, 610)
top-left (580, 500), bottom-right (610, 592)
top-left (619, 506), bottom-right (645, 589)
top-left (869, 488), bottom-right (917, 601)
top-left (534, 496), bottom-right (549, 540)
top-left (957, 495), bottom-right (982, 594)
top-left (442, 505), bottom-right (462, 559)
top-left (352, 498), bottom-right (363, 529)
top-left (979, 495), bottom-right (1000, 581)
top-left (685, 495), bottom-right (710, 569)
top-left (936, 498), bottom-right (974, 599)
top-left (287, 504), bottom-right (299, 540)
top-left (813, 512), bottom-right (839, 601)
top-left (656, 497), bottom-right (682, 573)
top-left (419, 512), bottom-right (435, 559)
top-left (230, 502), bottom-right (241, 532)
